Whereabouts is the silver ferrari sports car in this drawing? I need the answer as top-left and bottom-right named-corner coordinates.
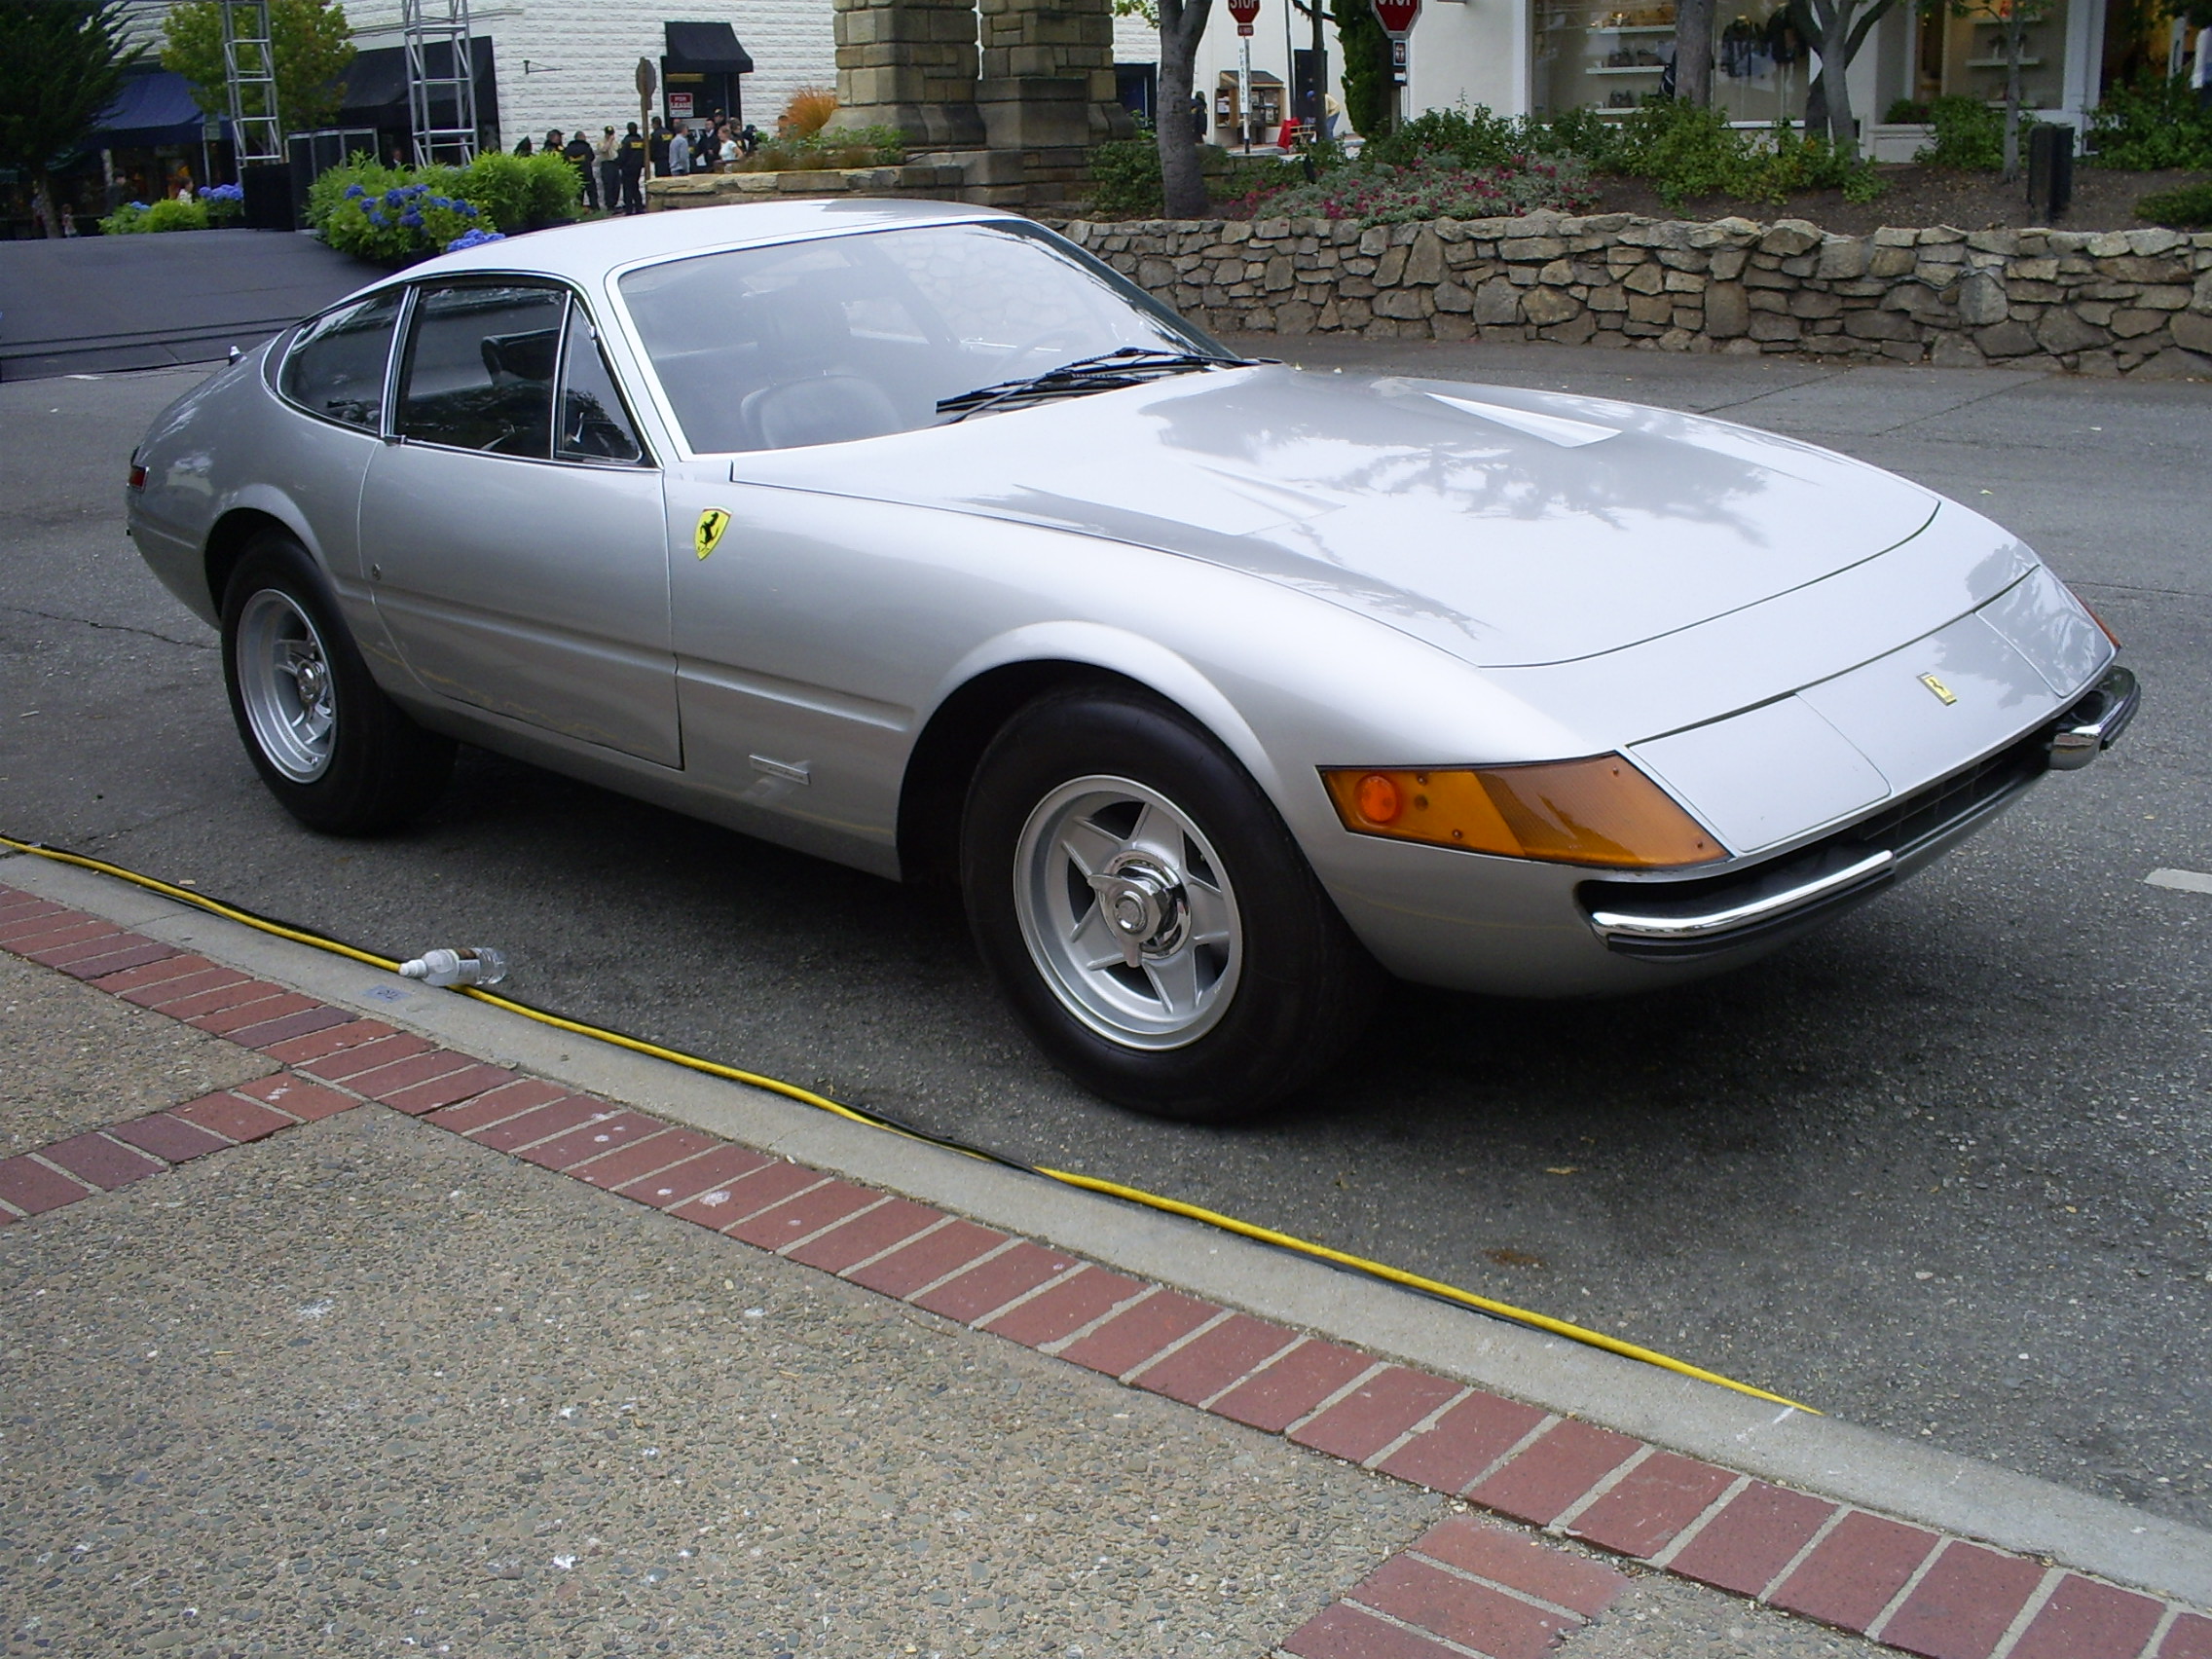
top-left (127, 199), bottom-right (2137, 1119)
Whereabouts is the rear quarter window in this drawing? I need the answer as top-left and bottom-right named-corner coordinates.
top-left (279, 290), bottom-right (402, 429)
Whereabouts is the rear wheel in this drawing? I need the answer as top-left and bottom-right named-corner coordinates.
top-left (962, 685), bottom-right (1379, 1122)
top-left (220, 531), bottom-right (453, 833)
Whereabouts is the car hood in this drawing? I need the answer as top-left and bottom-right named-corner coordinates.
top-left (723, 364), bottom-right (1940, 668)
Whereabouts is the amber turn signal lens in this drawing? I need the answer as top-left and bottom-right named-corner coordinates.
top-left (1321, 756), bottom-right (1722, 868)
top-left (1353, 772), bottom-right (1401, 824)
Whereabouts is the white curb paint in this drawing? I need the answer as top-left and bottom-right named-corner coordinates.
top-left (2146, 868), bottom-right (2212, 896)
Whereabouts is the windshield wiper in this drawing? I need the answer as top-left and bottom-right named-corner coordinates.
top-left (935, 347), bottom-right (1262, 423)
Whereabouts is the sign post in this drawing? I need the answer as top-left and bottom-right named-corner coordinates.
top-left (1227, 0), bottom-right (1261, 148)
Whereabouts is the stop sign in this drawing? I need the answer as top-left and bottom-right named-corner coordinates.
top-left (1227, 0), bottom-right (1260, 33)
top-left (1371, 0), bottom-right (1419, 35)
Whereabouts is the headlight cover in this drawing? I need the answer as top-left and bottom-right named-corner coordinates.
top-left (1321, 756), bottom-right (1723, 868)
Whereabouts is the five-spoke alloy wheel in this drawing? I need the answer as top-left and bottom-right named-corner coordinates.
top-left (1014, 776), bottom-right (1243, 1051)
top-left (220, 530), bottom-right (454, 834)
top-left (963, 684), bottom-right (1379, 1122)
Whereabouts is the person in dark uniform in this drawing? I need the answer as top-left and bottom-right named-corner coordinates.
top-left (648, 121), bottom-right (672, 177)
top-left (561, 129), bottom-right (599, 210)
top-left (617, 122), bottom-right (649, 213)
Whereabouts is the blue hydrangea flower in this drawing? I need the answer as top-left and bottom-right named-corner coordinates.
top-left (344, 183), bottom-right (367, 199)
top-left (384, 187), bottom-right (407, 207)
top-left (367, 208), bottom-right (388, 227)
top-left (444, 227), bottom-right (506, 251)
top-left (399, 209), bottom-right (424, 229)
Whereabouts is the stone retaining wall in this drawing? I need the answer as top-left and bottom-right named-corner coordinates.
top-left (1056, 213), bottom-right (2212, 378)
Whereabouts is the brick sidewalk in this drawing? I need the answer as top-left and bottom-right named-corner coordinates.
top-left (2, 877), bottom-right (2204, 1659)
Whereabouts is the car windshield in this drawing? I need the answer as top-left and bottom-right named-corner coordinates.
top-left (617, 220), bottom-right (1234, 454)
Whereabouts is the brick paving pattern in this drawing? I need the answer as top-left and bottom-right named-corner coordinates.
top-left (2, 877), bottom-right (2205, 1659)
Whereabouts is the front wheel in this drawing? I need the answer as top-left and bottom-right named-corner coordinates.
top-left (961, 686), bottom-right (1379, 1122)
top-left (221, 531), bottom-right (454, 833)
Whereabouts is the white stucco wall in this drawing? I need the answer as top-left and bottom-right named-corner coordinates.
top-left (345, 2), bottom-right (835, 145)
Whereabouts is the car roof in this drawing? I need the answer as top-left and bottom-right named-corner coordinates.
top-left (397, 197), bottom-right (1022, 288)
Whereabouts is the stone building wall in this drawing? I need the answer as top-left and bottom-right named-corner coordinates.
top-left (1055, 213), bottom-right (2212, 378)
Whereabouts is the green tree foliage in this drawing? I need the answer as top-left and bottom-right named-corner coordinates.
top-left (1332, 0), bottom-right (1394, 139)
top-left (162, 0), bottom-right (356, 135)
top-left (0, 0), bottom-right (139, 237)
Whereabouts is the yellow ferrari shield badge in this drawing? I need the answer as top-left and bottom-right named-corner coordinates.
top-left (694, 507), bottom-right (732, 561)
top-left (1918, 672), bottom-right (1958, 706)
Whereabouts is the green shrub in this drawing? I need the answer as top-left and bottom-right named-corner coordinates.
top-left (1364, 103), bottom-right (1541, 170)
top-left (1604, 99), bottom-right (1881, 206)
top-left (1538, 104), bottom-right (1622, 166)
top-left (2134, 178), bottom-right (2212, 226)
top-left (306, 150), bottom-right (580, 262)
top-left (308, 157), bottom-right (492, 262)
top-left (99, 196), bottom-right (212, 234)
top-left (1911, 94), bottom-right (2028, 169)
top-left (2086, 73), bottom-right (2212, 169)
top-left (729, 125), bottom-right (905, 172)
top-left (1883, 97), bottom-right (1933, 124)
top-left (1088, 133), bottom-right (1166, 216)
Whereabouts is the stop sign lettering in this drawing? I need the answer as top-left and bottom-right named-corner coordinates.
top-left (1371, 0), bottom-right (1419, 35)
top-left (1227, 0), bottom-right (1262, 24)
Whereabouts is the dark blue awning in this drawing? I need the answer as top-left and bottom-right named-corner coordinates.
top-left (91, 71), bottom-right (225, 148)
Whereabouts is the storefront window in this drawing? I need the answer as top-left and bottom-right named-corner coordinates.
top-left (1531, 0), bottom-right (1809, 121)
top-left (1914, 0), bottom-right (2070, 112)
top-left (1532, 2), bottom-right (1678, 116)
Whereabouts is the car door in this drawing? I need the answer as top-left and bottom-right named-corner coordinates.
top-left (359, 277), bottom-right (679, 766)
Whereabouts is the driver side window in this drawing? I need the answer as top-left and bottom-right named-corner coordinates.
top-left (555, 309), bottom-right (647, 465)
top-left (397, 282), bottom-right (566, 457)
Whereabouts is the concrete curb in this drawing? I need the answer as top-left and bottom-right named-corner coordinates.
top-left (8, 847), bottom-right (2208, 1610)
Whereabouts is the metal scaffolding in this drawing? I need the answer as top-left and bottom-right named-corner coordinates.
top-left (219, 0), bottom-right (284, 165)
top-left (403, 0), bottom-right (480, 166)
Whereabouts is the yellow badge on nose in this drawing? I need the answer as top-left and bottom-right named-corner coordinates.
top-left (694, 507), bottom-right (731, 561)
top-left (1919, 672), bottom-right (1958, 706)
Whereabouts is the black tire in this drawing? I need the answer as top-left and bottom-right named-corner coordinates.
top-left (220, 531), bottom-right (454, 834)
top-left (961, 683), bottom-right (1380, 1122)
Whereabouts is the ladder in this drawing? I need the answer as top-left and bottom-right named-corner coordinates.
top-left (403, 0), bottom-right (480, 166)
top-left (220, 0), bottom-right (283, 165)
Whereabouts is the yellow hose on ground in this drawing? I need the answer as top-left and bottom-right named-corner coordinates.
top-left (1, 831), bottom-right (1817, 1414)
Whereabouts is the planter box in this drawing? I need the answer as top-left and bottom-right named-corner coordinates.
top-left (1869, 124), bottom-right (1933, 164)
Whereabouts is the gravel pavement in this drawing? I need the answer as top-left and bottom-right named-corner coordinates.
top-left (0, 951), bottom-right (271, 1151)
top-left (0, 940), bottom-right (1914, 1659)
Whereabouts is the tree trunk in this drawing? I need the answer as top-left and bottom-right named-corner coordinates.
top-left (2001, 6), bottom-right (2024, 180)
top-left (34, 170), bottom-right (62, 239)
top-left (1158, 0), bottom-right (1213, 218)
top-left (1675, 0), bottom-right (1714, 107)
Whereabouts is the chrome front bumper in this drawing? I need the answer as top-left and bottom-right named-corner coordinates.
top-left (1582, 665), bottom-right (2139, 960)
top-left (2046, 664), bottom-right (2139, 770)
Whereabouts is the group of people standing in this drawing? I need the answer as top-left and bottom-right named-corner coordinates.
top-left (657, 115), bottom-right (762, 177)
top-left (512, 125), bottom-right (652, 214)
top-left (508, 113), bottom-right (761, 216)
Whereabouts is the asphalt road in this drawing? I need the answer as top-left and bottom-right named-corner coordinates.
top-left (3, 345), bottom-right (2207, 1533)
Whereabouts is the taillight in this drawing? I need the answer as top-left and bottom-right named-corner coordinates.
top-left (128, 462), bottom-right (147, 490)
